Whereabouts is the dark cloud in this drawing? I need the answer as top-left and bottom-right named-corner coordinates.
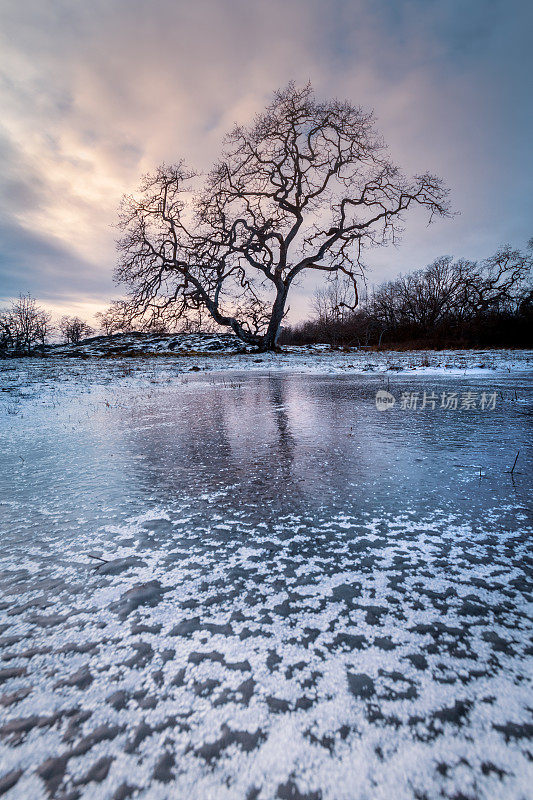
top-left (0, 216), bottom-right (113, 302)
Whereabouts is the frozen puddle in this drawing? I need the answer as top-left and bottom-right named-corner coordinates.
top-left (0, 363), bottom-right (531, 799)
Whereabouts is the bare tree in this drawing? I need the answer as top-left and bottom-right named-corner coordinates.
top-left (312, 278), bottom-right (354, 325)
top-left (114, 83), bottom-right (450, 351)
top-left (469, 244), bottom-right (532, 314)
top-left (372, 256), bottom-right (478, 329)
top-left (311, 277), bottom-right (356, 346)
top-left (94, 302), bottom-right (133, 336)
top-left (0, 295), bottom-right (52, 354)
top-left (94, 311), bottom-right (114, 336)
top-left (59, 315), bottom-right (94, 344)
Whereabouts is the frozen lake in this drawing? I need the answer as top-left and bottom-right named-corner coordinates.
top-left (0, 357), bottom-right (532, 799)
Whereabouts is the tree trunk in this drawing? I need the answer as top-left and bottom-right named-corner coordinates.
top-left (260, 285), bottom-right (288, 351)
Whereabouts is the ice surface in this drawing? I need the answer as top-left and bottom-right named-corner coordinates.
top-left (0, 354), bottom-right (531, 799)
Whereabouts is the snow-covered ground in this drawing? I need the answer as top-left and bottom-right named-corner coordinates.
top-left (0, 354), bottom-right (531, 799)
top-left (48, 331), bottom-right (251, 357)
top-left (36, 331), bottom-right (533, 375)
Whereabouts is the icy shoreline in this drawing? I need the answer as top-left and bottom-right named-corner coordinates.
top-left (1, 347), bottom-right (532, 390)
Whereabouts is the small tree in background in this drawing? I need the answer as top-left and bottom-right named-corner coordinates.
top-left (0, 294), bottom-right (52, 354)
top-left (95, 301), bottom-right (140, 336)
top-left (59, 315), bottom-right (94, 344)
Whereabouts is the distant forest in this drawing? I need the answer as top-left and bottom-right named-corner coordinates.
top-left (280, 242), bottom-right (533, 350)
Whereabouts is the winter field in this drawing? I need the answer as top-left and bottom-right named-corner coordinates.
top-left (0, 348), bottom-right (532, 800)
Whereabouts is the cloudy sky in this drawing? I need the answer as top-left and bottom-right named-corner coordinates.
top-left (0, 0), bottom-right (531, 323)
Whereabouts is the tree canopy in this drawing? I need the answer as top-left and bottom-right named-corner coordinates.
top-left (115, 83), bottom-right (450, 350)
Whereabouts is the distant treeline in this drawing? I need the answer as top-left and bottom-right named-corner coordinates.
top-left (2, 241), bottom-right (532, 355)
top-left (280, 243), bottom-right (533, 349)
